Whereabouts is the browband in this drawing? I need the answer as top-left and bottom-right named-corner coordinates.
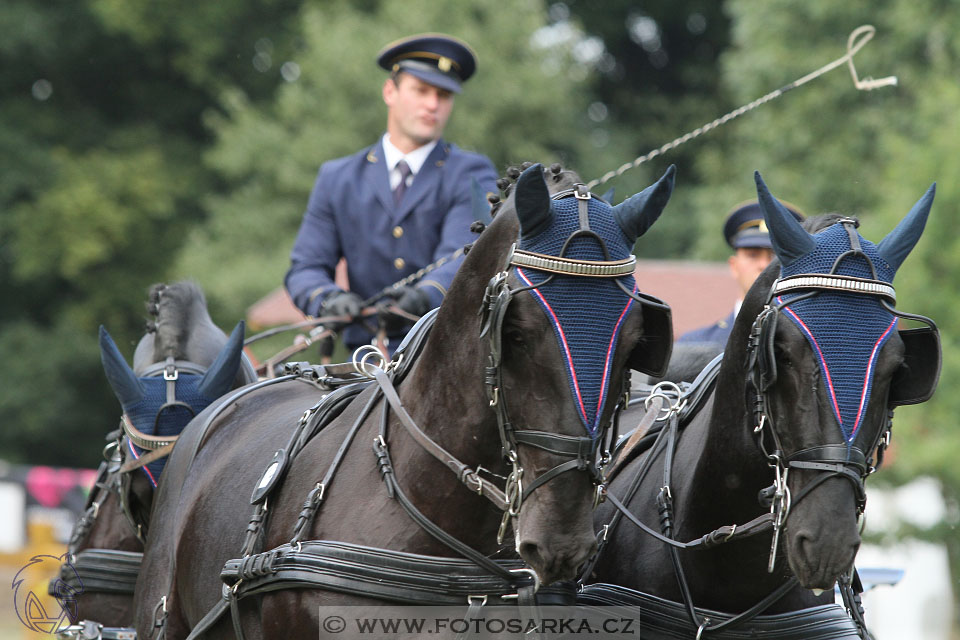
top-left (772, 274), bottom-right (896, 304)
top-left (510, 249), bottom-right (636, 277)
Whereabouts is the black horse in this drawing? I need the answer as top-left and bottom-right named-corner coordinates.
top-left (131, 163), bottom-right (677, 638)
top-left (583, 173), bottom-right (939, 637)
top-left (54, 282), bottom-right (254, 634)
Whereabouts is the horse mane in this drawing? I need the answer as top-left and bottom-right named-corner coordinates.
top-left (145, 281), bottom-right (223, 363)
top-left (803, 212), bottom-right (849, 233)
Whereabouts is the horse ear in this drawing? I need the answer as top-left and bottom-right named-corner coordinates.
top-left (515, 163), bottom-right (552, 239)
top-left (99, 325), bottom-right (145, 408)
top-left (198, 321), bottom-right (245, 399)
top-left (471, 177), bottom-right (493, 225)
top-left (613, 164), bottom-right (676, 243)
top-left (876, 183), bottom-right (935, 272)
top-left (755, 171), bottom-right (815, 267)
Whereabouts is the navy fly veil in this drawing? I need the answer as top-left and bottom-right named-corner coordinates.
top-left (756, 172), bottom-right (939, 449)
top-left (515, 195), bottom-right (640, 438)
top-left (123, 375), bottom-right (219, 485)
top-left (776, 223), bottom-right (896, 443)
top-left (99, 323), bottom-right (245, 487)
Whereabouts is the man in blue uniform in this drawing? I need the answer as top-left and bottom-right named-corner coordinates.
top-left (285, 34), bottom-right (498, 353)
top-left (677, 199), bottom-right (804, 347)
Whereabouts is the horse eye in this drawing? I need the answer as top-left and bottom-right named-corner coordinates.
top-left (773, 342), bottom-right (791, 365)
top-left (503, 326), bottom-right (527, 347)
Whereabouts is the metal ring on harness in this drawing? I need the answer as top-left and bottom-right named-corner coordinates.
top-left (352, 345), bottom-right (386, 378)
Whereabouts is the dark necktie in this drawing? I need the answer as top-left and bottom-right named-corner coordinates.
top-left (393, 160), bottom-right (412, 204)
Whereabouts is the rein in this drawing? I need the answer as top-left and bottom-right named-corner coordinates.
top-left (582, 365), bottom-right (796, 635)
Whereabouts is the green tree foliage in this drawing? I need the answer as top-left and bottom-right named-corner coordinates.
top-left (0, 0), bottom-right (300, 466)
top-left (563, 0), bottom-right (732, 259)
top-left (3, 0), bottom-right (958, 610)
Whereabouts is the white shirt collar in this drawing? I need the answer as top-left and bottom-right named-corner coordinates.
top-left (382, 133), bottom-right (438, 176)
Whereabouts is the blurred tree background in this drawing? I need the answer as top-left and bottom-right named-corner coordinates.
top-left (1, 0), bottom-right (957, 617)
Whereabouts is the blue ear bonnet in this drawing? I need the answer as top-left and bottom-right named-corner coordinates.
top-left (777, 223), bottom-right (897, 442)
top-left (124, 376), bottom-right (217, 486)
top-left (515, 196), bottom-right (636, 437)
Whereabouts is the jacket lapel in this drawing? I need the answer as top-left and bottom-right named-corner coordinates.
top-left (364, 141), bottom-right (393, 212)
top-left (392, 142), bottom-right (449, 223)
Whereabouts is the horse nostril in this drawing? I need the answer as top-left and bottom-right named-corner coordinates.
top-left (518, 541), bottom-right (544, 568)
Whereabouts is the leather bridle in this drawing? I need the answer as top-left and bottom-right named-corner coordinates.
top-left (745, 218), bottom-right (939, 576)
top-left (478, 184), bottom-right (650, 541)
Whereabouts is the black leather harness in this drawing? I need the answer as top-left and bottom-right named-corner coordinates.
top-left (169, 190), bottom-right (665, 637)
top-left (171, 312), bottom-right (553, 640)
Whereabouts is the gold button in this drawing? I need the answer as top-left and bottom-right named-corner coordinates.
top-left (392, 226), bottom-right (404, 238)
top-left (394, 258), bottom-right (406, 270)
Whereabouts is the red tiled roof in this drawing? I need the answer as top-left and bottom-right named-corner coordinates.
top-left (634, 259), bottom-right (738, 336)
top-left (246, 259), bottom-right (739, 337)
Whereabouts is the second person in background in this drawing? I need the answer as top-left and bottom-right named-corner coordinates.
top-left (677, 198), bottom-right (804, 347)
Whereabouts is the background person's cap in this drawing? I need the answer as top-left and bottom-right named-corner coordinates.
top-left (723, 199), bottom-right (805, 249)
top-left (377, 33), bottom-right (477, 94)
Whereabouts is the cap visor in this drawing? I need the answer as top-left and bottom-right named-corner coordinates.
top-left (732, 236), bottom-right (773, 249)
top-left (402, 68), bottom-right (462, 93)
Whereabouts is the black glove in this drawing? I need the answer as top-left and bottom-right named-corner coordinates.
top-left (321, 291), bottom-right (363, 330)
top-left (383, 286), bottom-right (432, 333)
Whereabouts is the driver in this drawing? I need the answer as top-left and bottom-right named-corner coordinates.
top-left (284, 33), bottom-right (498, 354)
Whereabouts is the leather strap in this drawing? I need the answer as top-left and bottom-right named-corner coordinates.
top-left (373, 367), bottom-right (510, 510)
top-left (119, 441), bottom-right (175, 473)
top-left (608, 394), bottom-right (664, 478)
top-left (221, 541), bottom-right (532, 606)
top-left (576, 581), bottom-right (858, 640)
top-left (56, 549), bottom-right (142, 595)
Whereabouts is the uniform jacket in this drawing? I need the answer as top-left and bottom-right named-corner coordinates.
top-left (285, 137), bottom-right (498, 348)
top-left (675, 310), bottom-right (735, 348)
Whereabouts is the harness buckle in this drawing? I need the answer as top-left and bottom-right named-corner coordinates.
top-left (574, 184), bottom-right (591, 200)
top-left (696, 618), bottom-right (711, 640)
top-left (163, 365), bottom-right (178, 381)
top-left (754, 414), bottom-right (767, 434)
top-left (466, 594), bottom-right (488, 606)
top-left (509, 567), bottom-right (541, 593)
top-left (593, 483), bottom-right (607, 508)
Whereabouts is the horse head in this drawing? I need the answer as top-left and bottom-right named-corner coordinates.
top-left (749, 172), bottom-right (938, 590)
top-left (99, 320), bottom-right (246, 487)
top-left (98, 282), bottom-right (254, 522)
top-left (437, 163), bottom-right (675, 584)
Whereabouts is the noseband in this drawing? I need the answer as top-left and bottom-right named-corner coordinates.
top-left (745, 218), bottom-right (938, 572)
top-left (480, 185), bottom-right (645, 541)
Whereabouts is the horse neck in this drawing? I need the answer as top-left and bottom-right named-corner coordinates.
top-left (694, 269), bottom-right (780, 503)
top-left (76, 474), bottom-right (143, 554)
top-left (403, 212), bottom-right (517, 454)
